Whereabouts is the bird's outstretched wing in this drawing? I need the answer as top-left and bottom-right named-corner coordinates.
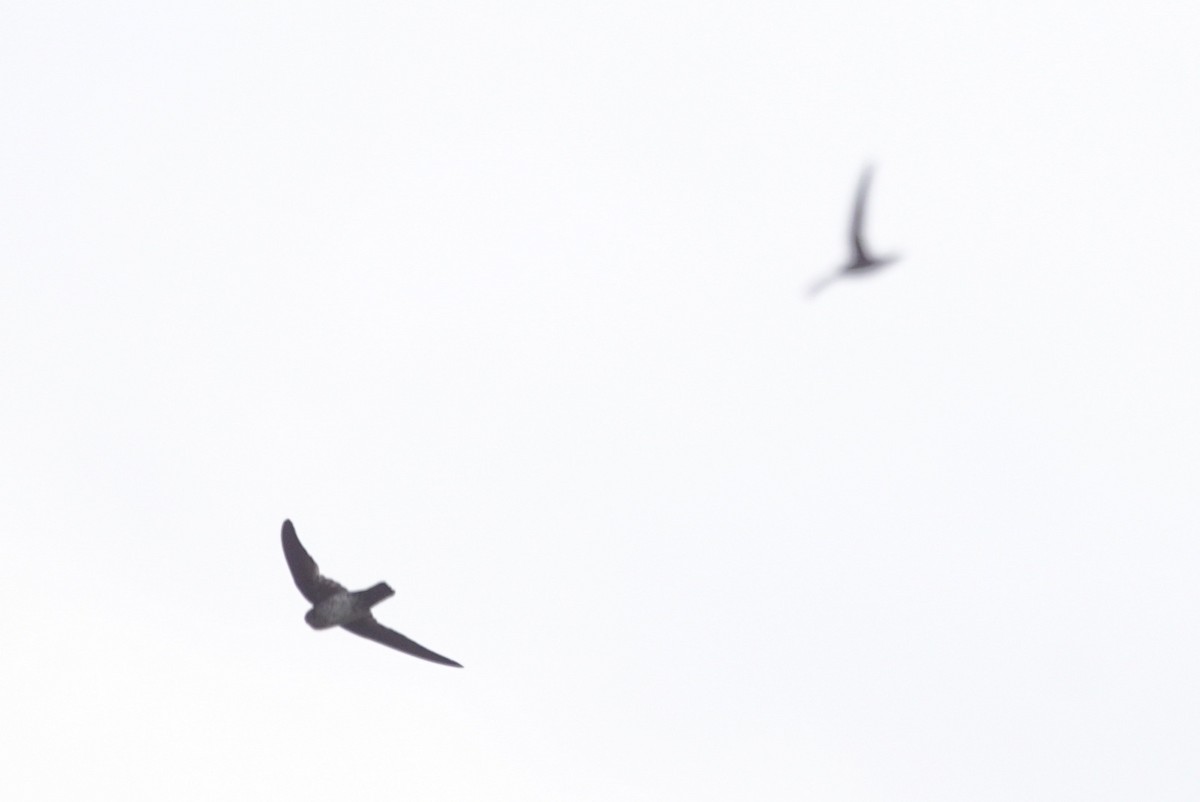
top-left (281, 519), bottom-right (346, 604)
top-left (341, 615), bottom-right (463, 667)
top-left (849, 165), bottom-right (874, 263)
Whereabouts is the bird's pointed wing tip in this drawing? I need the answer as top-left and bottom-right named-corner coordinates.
top-left (342, 618), bottom-right (463, 668)
top-left (281, 519), bottom-right (304, 553)
top-left (857, 165), bottom-right (875, 192)
top-left (280, 519), bottom-right (344, 602)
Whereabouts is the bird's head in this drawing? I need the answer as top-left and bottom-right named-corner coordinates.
top-left (304, 608), bottom-right (337, 630)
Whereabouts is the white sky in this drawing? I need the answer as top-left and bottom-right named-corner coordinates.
top-left (3, 2), bottom-right (1200, 800)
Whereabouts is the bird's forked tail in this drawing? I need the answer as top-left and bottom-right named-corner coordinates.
top-left (359, 582), bottom-right (396, 608)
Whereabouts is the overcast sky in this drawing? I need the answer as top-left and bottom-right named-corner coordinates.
top-left (4, 3), bottom-right (1200, 800)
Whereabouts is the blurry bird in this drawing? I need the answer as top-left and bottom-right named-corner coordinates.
top-left (281, 519), bottom-right (462, 667)
top-left (809, 165), bottom-right (900, 297)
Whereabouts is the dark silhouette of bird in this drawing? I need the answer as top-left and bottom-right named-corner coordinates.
top-left (809, 165), bottom-right (900, 297)
top-left (281, 519), bottom-right (462, 667)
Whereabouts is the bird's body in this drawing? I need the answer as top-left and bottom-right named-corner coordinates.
top-left (809, 165), bottom-right (899, 296)
top-left (281, 519), bottom-right (462, 667)
top-left (303, 584), bottom-right (391, 629)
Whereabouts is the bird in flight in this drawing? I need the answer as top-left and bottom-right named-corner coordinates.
top-left (281, 519), bottom-right (462, 667)
top-left (809, 165), bottom-right (900, 297)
